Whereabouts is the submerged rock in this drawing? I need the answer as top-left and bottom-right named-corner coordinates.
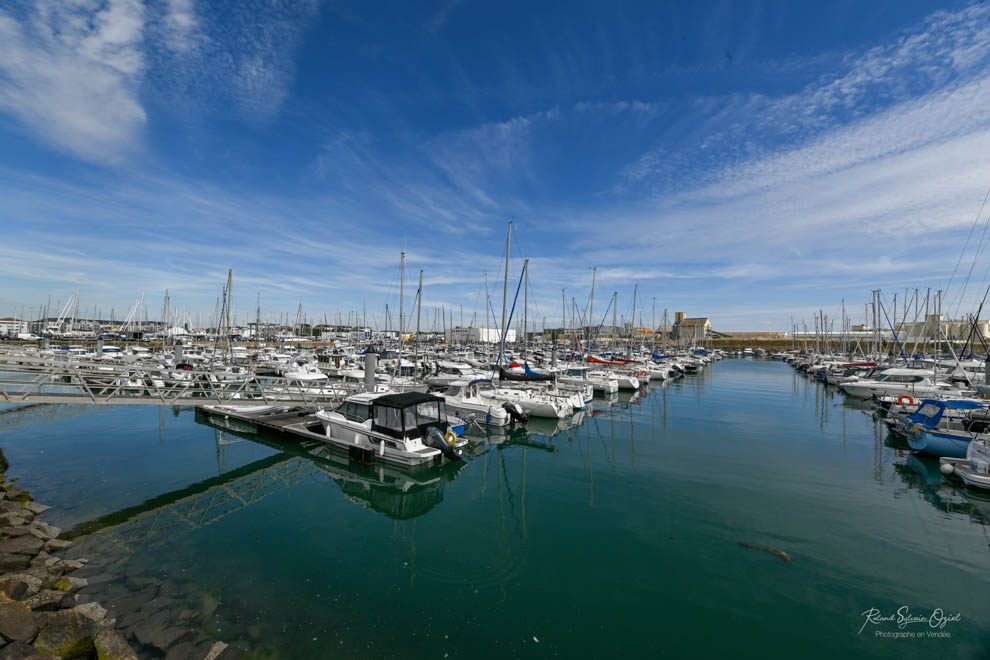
top-left (163, 641), bottom-right (199, 660)
top-left (42, 539), bottom-right (71, 553)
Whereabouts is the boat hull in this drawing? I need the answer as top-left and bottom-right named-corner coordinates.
top-left (907, 431), bottom-right (970, 458)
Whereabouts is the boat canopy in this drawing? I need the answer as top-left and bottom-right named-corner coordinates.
top-left (906, 399), bottom-right (985, 430)
top-left (372, 392), bottom-right (447, 439)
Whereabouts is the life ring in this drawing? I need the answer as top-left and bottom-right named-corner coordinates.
top-left (444, 430), bottom-right (458, 446)
top-left (897, 395), bottom-right (915, 406)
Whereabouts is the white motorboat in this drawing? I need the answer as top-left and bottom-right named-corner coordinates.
top-left (439, 380), bottom-right (513, 426)
top-left (838, 368), bottom-right (955, 399)
top-left (314, 391), bottom-right (466, 466)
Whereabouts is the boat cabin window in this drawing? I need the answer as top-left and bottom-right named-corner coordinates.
top-left (966, 419), bottom-right (990, 434)
top-left (878, 374), bottom-right (926, 384)
top-left (335, 401), bottom-right (371, 422)
top-left (373, 406), bottom-right (402, 435)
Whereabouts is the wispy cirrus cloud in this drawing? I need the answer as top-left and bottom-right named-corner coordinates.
top-left (0, 0), bottom-right (147, 163)
top-left (0, 0), bottom-right (320, 164)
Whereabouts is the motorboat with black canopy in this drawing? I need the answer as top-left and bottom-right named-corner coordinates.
top-left (315, 391), bottom-right (466, 465)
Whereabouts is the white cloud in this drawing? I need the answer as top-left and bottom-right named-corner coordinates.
top-left (163, 0), bottom-right (199, 53)
top-left (0, 0), bottom-right (147, 163)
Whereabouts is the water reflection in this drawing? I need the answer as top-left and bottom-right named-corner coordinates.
top-left (66, 413), bottom-right (468, 559)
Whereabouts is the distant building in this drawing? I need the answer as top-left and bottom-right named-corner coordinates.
top-left (719, 331), bottom-right (788, 340)
top-left (895, 315), bottom-right (990, 343)
top-left (0, 318), bottom-right (27, 337)
top-left (672, 312), bottom-right (711, 344)
top-left (445, 326), bottom-right (517, 344)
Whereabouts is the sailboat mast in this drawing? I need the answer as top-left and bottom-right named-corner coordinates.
top-left (415, 269), bottom-right (423, 375)
top-left (523, 258), bottom-right (529, 363)
top-left (630, 283), bottom-right (637, 357)
top-left (500, 222), bottom-right (511, 363)
top-left (398, 251), bottom-right (405, 377)
top-left (589, 266), bottom-right (596, 351)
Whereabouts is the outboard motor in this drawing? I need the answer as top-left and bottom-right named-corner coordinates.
top-left (502, 401), bottom-right (529, 424)
top-left (425, 426), bottom-right (461, 461)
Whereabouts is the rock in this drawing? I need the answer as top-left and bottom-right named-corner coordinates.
top-left (0, 514), bottom-right (27, 528)
top-left (164, 641), bottom-right (199, 660)
top-left (174, 609), bottom-right (198, 625)
top-left (28, 524), bottom-right (58, 540)
top-left (151, 627), bottom-right (192, 652)
top-left (20, 503), bottom-right (47, 516)
top-left (53, 577), bottom-right (87, 593)
top-left (93, 629), bottom-right (138, 660)
top-left (4, 488), bottom-right (30, 503)
top-left (202, 642), bottom-right (228, 660)
top-left (22, 568), bottom-right (54, 584)
top-left (215, 646), bottom-right (245, 659)
top-left (61, 559), bottom-right (83, 572)
top-left (0, 502), bottom-right (24, 515)
top-left (106, 586), bottom-right (158, 618)
top-left (124, 576), bottom-right (157, 590)
top-left (0, 579), bottom-right (29, 600)
top-left (200, 593), bottom-right (219, 620)
top-left (41, 540), bottom-right (70, 553)
top-left (0, 555), bottom-right (31, 572)
top-left (24, 591), bottom-right (74, 612)
top-left (0, 537), bottom-right (44, 556)
top-left (32, 610), bottom-right (94, 658)
top-left (71, 603), bottom-right (106, 623)
top-left (25, 530), bottom-right (47, 543)
top-left (0, 641), bottom-right (37, 660)
top-left (130, 609), bottom-right (170, 647)
top-left (1, 575), bottom-right (41, 599)
top-left (116, 608), bottom-right (153, 631)
top-left (0, 527), bottom-right (32, 538)
top-left (0, 602), bottom-right (40, 643)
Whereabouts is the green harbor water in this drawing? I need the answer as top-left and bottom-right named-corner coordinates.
top-left (1, 359), bottom-right (989, 658)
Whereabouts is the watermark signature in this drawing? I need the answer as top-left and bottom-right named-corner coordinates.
top-left (859, 606), bottom-right (961, 638)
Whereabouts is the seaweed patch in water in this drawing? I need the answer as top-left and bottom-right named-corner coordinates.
top-left (737, 541), bottom-right (792, 565)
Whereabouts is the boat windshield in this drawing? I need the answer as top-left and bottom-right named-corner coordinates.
top-left (404, 401), bottom-right (445, 433)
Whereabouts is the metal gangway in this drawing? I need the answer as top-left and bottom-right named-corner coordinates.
top-left (65, 452), bottom-right (326, 559)
top-left (0, 353), bottom-right (359, 406)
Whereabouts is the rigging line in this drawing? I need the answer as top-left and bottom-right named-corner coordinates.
top-left (952, 197), bottom-right (990, 318)
top-left (944, 184), bottom-right (990, 307)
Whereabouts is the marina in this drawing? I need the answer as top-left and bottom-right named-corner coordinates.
top-left (6, 1), bottom-right (990, 657)
top-left (0, 356), bottom-right (988, 658)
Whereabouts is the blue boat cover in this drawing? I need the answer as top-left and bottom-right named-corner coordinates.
top-left (907, 399), bottom-right (985, 429)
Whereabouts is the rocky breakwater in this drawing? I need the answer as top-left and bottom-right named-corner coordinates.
top-left (0, 474), bottom-right (237, 660)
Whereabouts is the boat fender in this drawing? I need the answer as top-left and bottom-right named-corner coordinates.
top-left (379, 440), bottom-right (385, 456)
top-left (444, 430), bottom-right (458, 446)
top-left (897, 395), bottom-right (915, 406)
top-left (940, 462), bottom-right (955, 475)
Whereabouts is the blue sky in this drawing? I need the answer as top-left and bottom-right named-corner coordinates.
top-left (2, 0), bottom-right (990, 331)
